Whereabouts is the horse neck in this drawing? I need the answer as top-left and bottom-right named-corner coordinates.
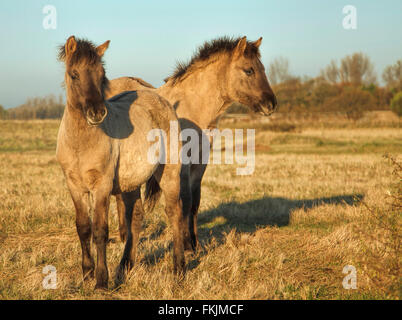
top-left (156, 57), bottom-right (233, 130)
top-left (62, 93), bottom-right (92, 142)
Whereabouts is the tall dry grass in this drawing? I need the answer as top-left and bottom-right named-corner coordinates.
top-left (0, 118), bottom-right (400, 299)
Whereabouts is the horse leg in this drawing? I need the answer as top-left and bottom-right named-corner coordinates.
top-left (158, 165), bottom-right (187, 276)
top-left (92, 190), bottom-right (111, 290)
top-left (188, 163), bottom-right (207, 251)
top-left (116, 188), bottom-right (143, 284)
top-left (189, 182), bottom-right (201, 250)
top-left (68, 186), bottom-right (95, 281)
top-left (116, 194), bottom-right (128, 243)
top-left (179, 164), bottom-right (195, 252)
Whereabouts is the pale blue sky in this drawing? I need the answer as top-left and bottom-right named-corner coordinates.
top-left (0, 0), bottom-right (401, 108)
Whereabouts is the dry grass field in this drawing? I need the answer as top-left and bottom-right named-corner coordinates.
top-left (0, 115), bottom-right (400, 300)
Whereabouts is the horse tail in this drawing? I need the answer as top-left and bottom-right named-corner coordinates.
top-left (144, 175), bottom-right (162, 213)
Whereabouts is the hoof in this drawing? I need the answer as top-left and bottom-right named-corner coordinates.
top-left (174, 269), bottom-right (186, 283)
top-left (173, 261), bottom-right (186, 281)
top-left (114, 264), bottom-right (127, 288)
top-left (94, 282), bottom-right (108, 291)
top-left (184, 238), bottom-right (197, 253)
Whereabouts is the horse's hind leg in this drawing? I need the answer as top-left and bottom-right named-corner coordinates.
top-left (187, 163), bottom-right (207, 251)
top-left (116, 194), bottom-right (128, 242)
top-left (68, 185), bottom-right (95, 281)
top-left (158, 165), bottom-right (188, 276)
top-left (116, 188), bottom-right (144, 284)
top-left (180, 164), bottom-right (195, 252)
top-left (189, 181), bottom-right (201, 250)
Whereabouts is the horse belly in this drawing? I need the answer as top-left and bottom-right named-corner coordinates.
top-left (116, 139), bottom-right (158, 193)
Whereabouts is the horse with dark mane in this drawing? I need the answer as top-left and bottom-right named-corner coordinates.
top-left (56, 36), bottom-right (188, 289)
top-left (106, 36), bottom-right (277, 251)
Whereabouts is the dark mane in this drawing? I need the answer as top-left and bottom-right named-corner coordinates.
top-left (168, 36), bottom-right (260, 83)
top-left (58, 38), bottom-right (102, 65)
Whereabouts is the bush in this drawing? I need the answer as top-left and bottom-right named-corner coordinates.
top-left (390, 91), bottom-right (402, 116)
top-left (227, 102), bottom-right (248, 114)
top-left (356, 155), bottom-right (401, 299)
top-left (325, 86), bottom-right (376, 120)
top-left (0, 105), bottom-right (8, 119)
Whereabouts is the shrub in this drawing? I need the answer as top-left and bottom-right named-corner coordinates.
top-left (356, 155), bottom-right (401, 299)
top-left (325, 86), bottom-right (376, 120)
top-left (0, 105), bottom-right (8, 119)
top-left (390, 91), bottom-right (402, 116)
top-left (227, 102), bottom-right (248, 114)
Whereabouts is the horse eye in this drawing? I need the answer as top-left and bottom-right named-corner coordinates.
top-left (70, 71), bottom-right (79, 80)
top-left (244, 68), bottom-right (254, 76)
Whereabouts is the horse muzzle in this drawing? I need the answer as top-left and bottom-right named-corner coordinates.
top-left (258, 93), bottom-right (278, 116)
top-left (86, 106), bottom-right (108, 126)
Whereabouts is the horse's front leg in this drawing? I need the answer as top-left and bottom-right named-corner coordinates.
top-left (115, 188), bottom-right (143, 286)
top-left (67, 182), bottom-right (95, 281)
top-left (92, 188), bottom-right (112, 290)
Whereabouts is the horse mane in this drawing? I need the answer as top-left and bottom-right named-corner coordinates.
top-left (167, 36), bottom-right (261, 84)
top-left (58, 38), bottom-right (103, 66)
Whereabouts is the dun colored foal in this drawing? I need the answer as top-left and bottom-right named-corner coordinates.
top-left (56, 36), bottom-right (189, 289)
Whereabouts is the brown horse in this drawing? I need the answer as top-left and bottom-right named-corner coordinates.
top-left (56, 36), bottom-right (188, 289)
top-left (106, 36), bottom-right (277, 251)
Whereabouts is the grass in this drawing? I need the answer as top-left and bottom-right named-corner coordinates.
top-left (0, 118), bottom-right (400, 299)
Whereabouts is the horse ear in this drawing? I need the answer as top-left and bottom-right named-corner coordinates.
top-left (254, 37), bottom-right (262, 48)
top-left (65, 36), bottom-right (77, 56)
top-left (96, 40), bottom-right (110, 57)
top-left (233, 36), bottom-right (247, 59)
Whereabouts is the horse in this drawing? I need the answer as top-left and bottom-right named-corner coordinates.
top-left (106, 36), bottom-right (277, 252)
top-left (56, 36), bottom-right (189, 289)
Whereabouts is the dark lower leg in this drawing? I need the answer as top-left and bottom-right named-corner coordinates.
top-left (119, 189), bottom-right (143, 271)
top-left (166, 200), bottom-right (185, 275)
top-left (72, 192), bottom-right (94, 281)
top-left (189, 184), bottom-right (201, 250)
top-left (180, 174), bottom-right (193, 252)
top-left (93, 196), bottom-right (109, 290)
top-left (76, 219), bottom-right (94, 280)
top-left (116, 194), bottom-right (128, 243)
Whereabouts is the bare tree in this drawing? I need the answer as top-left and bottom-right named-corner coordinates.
top-left (383, 60), bottom-right (402, 90)
top-left (268, 57), bottom-right (292, 85)
top-left (320, 60), bottom-right (340, 84)
top-left (7, 95), bottom-right (65, 120)
top-left (339, 52), bottom-right (377, 85)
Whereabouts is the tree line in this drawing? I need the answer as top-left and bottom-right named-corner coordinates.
top-left (1, 53), bottom-right (401, 120)
top-left (268, 53), bottom-right (402, 118)
top-left (0, 95), bottom-right (64, 120)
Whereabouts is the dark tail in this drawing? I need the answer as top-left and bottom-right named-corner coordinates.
top-left (144, 175), bottom-right (162, 212)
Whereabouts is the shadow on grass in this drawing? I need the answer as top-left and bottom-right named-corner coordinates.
top-left (141, 194), bottom-right (363, 268)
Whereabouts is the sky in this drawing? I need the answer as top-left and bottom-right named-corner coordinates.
top-left (0, 0), bottom-right (401, 108)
